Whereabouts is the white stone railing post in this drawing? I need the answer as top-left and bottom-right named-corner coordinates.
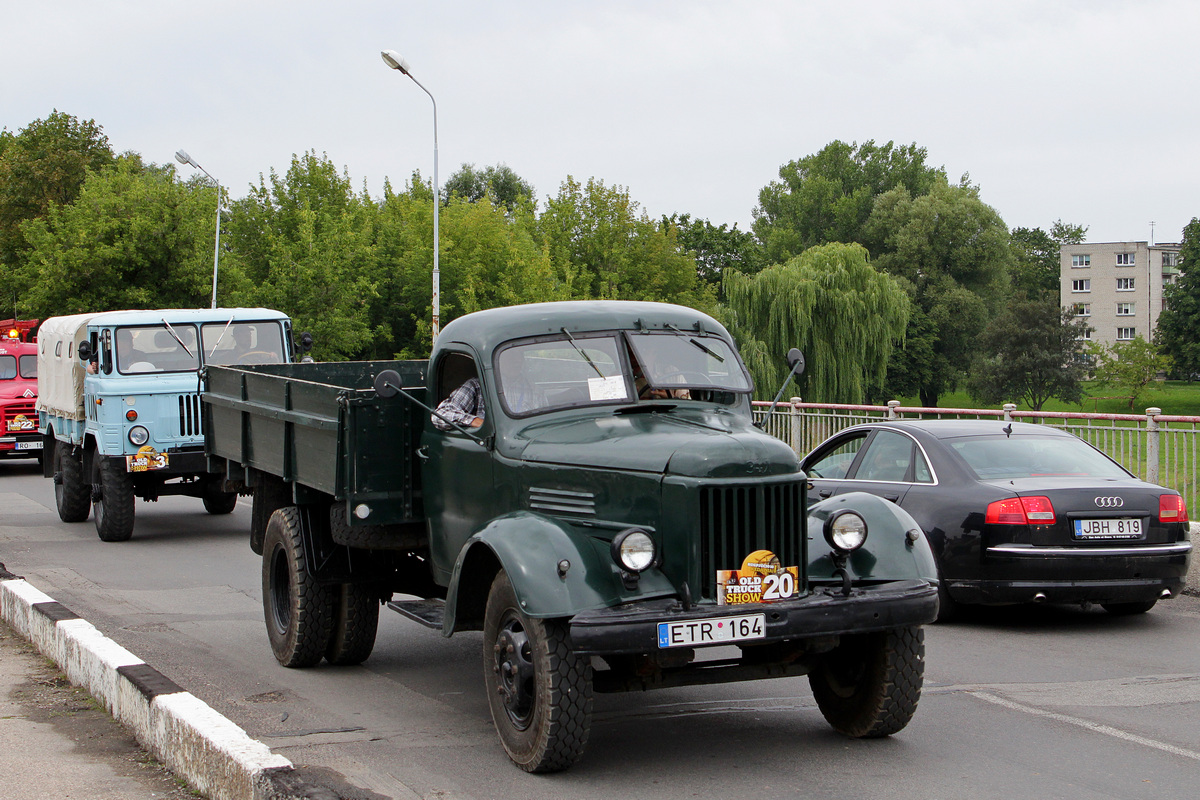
top-left (1146, 407), bottom-right (1161, 484)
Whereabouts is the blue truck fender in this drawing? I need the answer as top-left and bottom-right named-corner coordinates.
top-left (442, 511), bottom-right (677, 635)
top-left (806, 491), bottom-right (939, 584)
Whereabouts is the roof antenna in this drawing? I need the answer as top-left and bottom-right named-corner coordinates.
top-left (1003, 423), bottom-right (1013, 438)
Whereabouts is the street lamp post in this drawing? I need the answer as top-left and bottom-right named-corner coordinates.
top-left (175, 149), bottom-right (222, 310)
top-left (381, 49), bottom-right (440, 342)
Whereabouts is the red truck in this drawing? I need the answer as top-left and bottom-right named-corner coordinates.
top-left (1, 320), bottom-right (42, 460)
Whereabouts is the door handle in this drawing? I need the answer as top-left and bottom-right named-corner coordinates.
top-left (818, 489), bottom-right (832, 498)
top-left (416, 446), bottom-right (429, 462)
top-left (883, 494), bottom-right (899, 502)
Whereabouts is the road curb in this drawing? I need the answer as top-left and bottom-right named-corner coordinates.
top-left (0, 564), bottom-right (321, 800)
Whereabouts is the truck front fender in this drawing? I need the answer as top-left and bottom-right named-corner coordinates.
top-left (443, 512), bottom-right (677, 635)
top-left (806, 491), bottom-right (938, 584)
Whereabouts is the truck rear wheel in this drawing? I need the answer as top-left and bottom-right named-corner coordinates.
top-left (482, 570), bottom-right (592, 773)
top-left (202, 481), bottom-right (238, 515)
top-left (53, 442), bottom-right (91, 523)
top-left (325, 584), bottom-right (379, 666)
top-left (809, 626), bottom-right (924, 738)
top-left (93, 457), bottom-right (135, 542)
top-left (262, 507), bottom-right (333, 667)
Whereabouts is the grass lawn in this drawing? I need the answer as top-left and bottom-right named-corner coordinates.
top-left (892, 381), bottom-right (1200, 417)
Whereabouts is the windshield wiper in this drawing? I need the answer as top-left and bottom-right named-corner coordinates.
top-left (688, 337), bottom-right (724, 362)
top-left (560, 328), bottom-right (606, 378)
top-left (207, 317), bottom-right (235, 358)
top-left (161, 319), bottom-right (194, 358)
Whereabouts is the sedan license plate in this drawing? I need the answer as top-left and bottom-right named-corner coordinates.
top-left (15, 440), bottom-right (42, 450)
top-left (658, 614), bottom-right (765, 649)
top-left (1074, 518), bottom-right (1142, 540)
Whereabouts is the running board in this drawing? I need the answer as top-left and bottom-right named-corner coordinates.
top-left (386, 598), bottom-right (445, 629)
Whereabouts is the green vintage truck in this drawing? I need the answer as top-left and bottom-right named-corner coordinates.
top-left (202, 300), bottom-right (938, 772)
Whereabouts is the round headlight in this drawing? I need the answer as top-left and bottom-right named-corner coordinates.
top-left (824, 510), bottom-right (868, 553)
top-left (128, 426), bottom-right (150, 446)
top-left (611, 528), bottom-right (656, 573)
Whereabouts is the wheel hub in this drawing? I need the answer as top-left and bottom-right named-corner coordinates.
top-left (493, 614), bottom-right (535, 729)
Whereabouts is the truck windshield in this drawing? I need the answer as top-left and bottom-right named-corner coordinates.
top-left (0, 355), bottom-right (15, 379)
top-left (115, 325), bottom-right (200, 374)
top-left (202, 321), bottom-right (286, 366)
top-left (0, 353), bottom-right (37, 379)
top-left (626, 332), bottom-right (752, 394)
top-left (496, 335), bottom-right (629, 415)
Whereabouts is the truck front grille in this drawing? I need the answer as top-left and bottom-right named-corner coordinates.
top-left (698, 481), bottom-right (806, 600)
top-left (178, 393), bottom-right (203, 437)
top-left (3, 400), bottom-right (37, 428)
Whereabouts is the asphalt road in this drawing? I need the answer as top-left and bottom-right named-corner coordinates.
top-left (3, 456), bottom-right (1199, 800)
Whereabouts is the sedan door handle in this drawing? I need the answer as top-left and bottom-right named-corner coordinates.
top-left (818, 489), bottom-right (833, 498)
top-left (883, 494), bottom-right (900, 502)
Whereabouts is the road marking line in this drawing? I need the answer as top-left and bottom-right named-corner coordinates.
top-left (971, 690), bottom-right (1200, 762)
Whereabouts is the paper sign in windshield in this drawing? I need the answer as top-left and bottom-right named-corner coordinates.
top-left (588, 375), bottom-right (628, 401)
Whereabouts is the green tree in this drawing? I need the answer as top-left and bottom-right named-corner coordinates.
top-left (867, 181), bottom-right (1013, 406)
top-left (663, 213), bottom-right (765, 297)
top-left (0, 110), bottom-right (115, 268)
top-left (752, 140), bottom-right (945, 264)
top-left (538, 177), bottom-right (715, 310)
top-left (1009, 227), bottom-right (1060, 297)
top-left (722, 242), bottom-right (910, 402)
top-left (967, 297), bottom-right (1091, 410)
top-left (1050, 219), bottom-right (1088, 245)
top-left (443, 163), bottom-right (535, 212)
top-left (18, 156), bottom-right (231, 317)
top-left (1156, 218), bottom-right (1200, 380)
top-left (224, 152), bottom-right (377, 361)
top-left (1086, 335), bottom-right (1172, 410)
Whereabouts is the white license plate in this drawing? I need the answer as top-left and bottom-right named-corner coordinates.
top-left (15, 440), bottom-right (42, 450)
top-left (1074, 518), bottom-right (1142, 539)
top-left (657, 614), bottom-right (765, 649)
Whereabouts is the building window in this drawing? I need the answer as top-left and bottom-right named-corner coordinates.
top-left (1163, 252), bottom-right (1178, 268)
top-left (1116, 252), bottom-right (1135, 266)
top-left (1072, 279), bottom-right (1091, 292)
top-left (1071, 254), bottom-right (1091, 268)
top-left (1116, 302), bottom-right (1135, 316)
top-left (1080, 328), bottom-right (1092, 340)
top-left (1073, 303), bottom-right (1090, 317)
top-left (1116, 327), bottom-right (1136, 340)
top-left (1116, 277), bottom-right (1135, 291)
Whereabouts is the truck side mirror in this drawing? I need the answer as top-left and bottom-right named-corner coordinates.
top-left (298, 332), bottom-right (314, 353)
top-left (787, 348), bottom-right (805, 376)
top-left (374, 369), bottom-right (400, 398)
top-left (77, 340), bottom-right (93, 361)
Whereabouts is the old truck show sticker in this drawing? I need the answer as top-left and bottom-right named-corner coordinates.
top-left (717, 549), bottom-right (799, 605)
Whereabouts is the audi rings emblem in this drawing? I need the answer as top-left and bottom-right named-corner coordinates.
top-left (1094, 496), bottom-right (1125, 508)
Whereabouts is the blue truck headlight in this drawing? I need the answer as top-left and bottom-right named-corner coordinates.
top-left (824, 510), bottom-right (867, 553)
top-left (128, 426), bottom-right (150, 446)
top-left (611, 528), bottom-right (656, 572)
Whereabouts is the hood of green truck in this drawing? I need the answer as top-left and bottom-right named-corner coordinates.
top-left (508, 407), bottom-right (801, 478)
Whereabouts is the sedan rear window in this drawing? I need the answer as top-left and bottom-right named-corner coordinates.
top-left (949, 436), bottom-right (1130, 480)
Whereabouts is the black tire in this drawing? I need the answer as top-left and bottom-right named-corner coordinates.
top-left (93, 457), bottom-right (135, 542)
top-left (483, 570), bottom-right (592, 773)
top-left (202, 482), bottom-right (239, 515)
top-left (1102, 599), bottom-right (1157, 615)
top-left (262, 507), bottom-right (333, 667)
top-left (325, 583), bottom-right (380, 666)
top-left (53, 442), bottom-right (91, 523)
top-left (809, 626), bottom-right (924, 738)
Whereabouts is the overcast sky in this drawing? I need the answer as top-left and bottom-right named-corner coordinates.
top-left (4, 1), bottom-right (1197, 245)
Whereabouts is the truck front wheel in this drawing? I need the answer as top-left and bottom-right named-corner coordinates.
top-left (53, 442), bottom-right (91, 523)
top-left (808, 626), bottom-right (924, 738)
top-left (482, 570), bottom-right (592, 773)
top-left (262, 507), bottom-right (333, 667)
top-left (202, 481), bottom-right (238, 515)
top-left (93, 458), bottom-right (135, 542)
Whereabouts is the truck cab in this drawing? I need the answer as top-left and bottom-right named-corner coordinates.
top-left (37, 308), bottom-right (295, 541)
top-left (0, 324), bottom-right (41, 460)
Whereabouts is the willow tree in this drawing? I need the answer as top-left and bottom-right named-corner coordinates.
top-left (722, 242), bottom-right (909, 403)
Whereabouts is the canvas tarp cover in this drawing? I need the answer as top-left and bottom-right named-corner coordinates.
top-left (35, 314), bottom-right (96, 421)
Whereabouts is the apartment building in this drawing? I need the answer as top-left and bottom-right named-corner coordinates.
top-left (1059, 240), bottom-right (1182, 348)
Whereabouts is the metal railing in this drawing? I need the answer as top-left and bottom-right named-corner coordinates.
top-left (753, 398), bottom-right (1200, 515)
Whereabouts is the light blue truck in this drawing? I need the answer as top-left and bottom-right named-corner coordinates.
top-left (36, 308), bottom-right (297, 541)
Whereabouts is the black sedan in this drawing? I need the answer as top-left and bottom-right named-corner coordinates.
top-left (799, 420), bottom-right (1192, 619)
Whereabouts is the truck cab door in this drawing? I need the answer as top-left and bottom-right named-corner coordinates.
top-left (421, 350), bottom-right (495, 585)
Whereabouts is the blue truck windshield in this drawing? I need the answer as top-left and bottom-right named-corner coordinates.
top-left (202, 321), bottom-right (285, 366)
top-left (115, 325), bottom-right (200, 374)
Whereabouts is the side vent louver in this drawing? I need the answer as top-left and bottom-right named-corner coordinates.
top-left (528, 487), bottom-right (596, 517)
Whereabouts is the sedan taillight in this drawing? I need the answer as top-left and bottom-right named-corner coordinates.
top-left (1159, 494), bottom-right (1189, 523)
top-left (985, 496), bottom-right (1056, 525)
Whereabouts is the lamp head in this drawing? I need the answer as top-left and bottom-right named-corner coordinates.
top-left (381, 49), bottom-right (411, 75)
top-left (174, 149), bottom-right (196, 168)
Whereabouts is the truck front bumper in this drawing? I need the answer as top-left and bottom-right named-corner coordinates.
top-left (569, 579), bottom-right (938, 655)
